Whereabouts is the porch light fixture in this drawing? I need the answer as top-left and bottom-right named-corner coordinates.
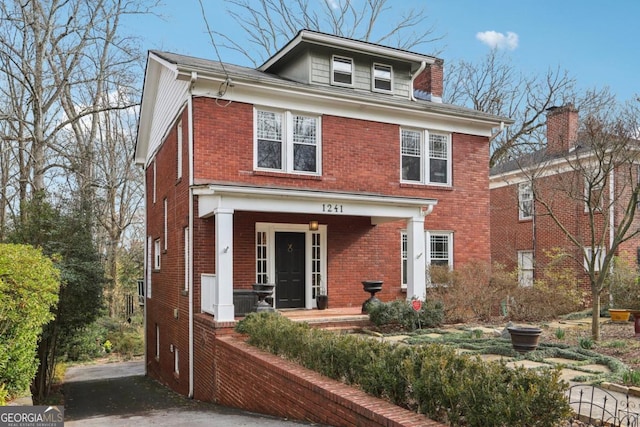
top-left (309, 220), bottom-right (319, 231)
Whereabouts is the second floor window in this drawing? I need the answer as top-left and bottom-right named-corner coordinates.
top-left (401, 129), bottom-right (451, 185)
top-left (256, 109), bottom-right (321, 174)
top-left (518, 182), bottom-right (533, 220)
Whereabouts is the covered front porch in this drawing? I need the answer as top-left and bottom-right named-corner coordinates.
top-left (195, 184), bottom-right (437, 323)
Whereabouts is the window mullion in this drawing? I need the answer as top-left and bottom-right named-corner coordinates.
top-left (423, 130), bottom-right (429, 184)
top-left (285, 111), bottom-right (292, 172)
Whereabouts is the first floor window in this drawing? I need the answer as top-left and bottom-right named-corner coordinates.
top-left (401, 231), bottom-right (453, 287)
top-left (155, 324), bottom-right (160, 359)
top-left (154, 238), bottom-right (161, 270)
top-left (584, 246), bottom-right (605, 272)
top-left (174, 347), bottom-right (179, 375)
top-left (401, 129), bottom-right (451, 185)
top-left (184, 227), bottom-right (189, 292)
top-left (256, 109), bottom-right (320, 174)
top-left (518, 250), bottom-right (534, 287)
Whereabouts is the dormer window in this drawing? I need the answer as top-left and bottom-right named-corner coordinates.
top-left (332, 56), bottom-right (353, 86)
top-left (373, 63), bottom-right (392, 92)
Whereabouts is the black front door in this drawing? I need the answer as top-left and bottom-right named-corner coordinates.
top-left (275, 232), bottom-right (305, 308)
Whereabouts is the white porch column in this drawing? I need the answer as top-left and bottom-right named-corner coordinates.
top-left (214, 207), bottom-right (235, 322)
top-left (406, 216), bottom-right (426, 301)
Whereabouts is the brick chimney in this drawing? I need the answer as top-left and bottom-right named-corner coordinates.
top-left (413, 59), bottom-right (443, 102)
top-left (546, 104), bottom-right (579, 155)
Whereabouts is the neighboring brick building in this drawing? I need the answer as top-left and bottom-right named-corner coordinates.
top-left (135, 30), bottom-right (510, 400)
top-left (490, 104), bottom-right (640, 291)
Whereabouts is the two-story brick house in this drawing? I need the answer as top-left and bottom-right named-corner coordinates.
top-left (135, 30), bottom-right (510, 399)
top-left (490, 104), bottom-right (640, 292)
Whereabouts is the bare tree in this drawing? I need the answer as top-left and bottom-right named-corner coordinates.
top-left (445, 50), bottom-right (578, 167)
top-left (206, 0), bottom-right (443, 66)
top-left (522, 102), bottom-right (640, 341)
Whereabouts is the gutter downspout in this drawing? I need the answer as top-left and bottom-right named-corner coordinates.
top-left (188, 71), bottom-right (196, 399)
top-left (410, 61), bottom-right (427, 102)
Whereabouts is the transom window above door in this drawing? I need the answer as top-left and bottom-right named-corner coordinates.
top-left (255, 109), bottom-right (321, 175)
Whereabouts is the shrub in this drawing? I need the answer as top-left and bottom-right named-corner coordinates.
top-left (367, 299), bottom-right (443, 331)
top-left (0, 244), bottom-right (60, 399)
top-left (236, 313), bottom-right (571, 427)
top-left (607, 257), bottom-right (640, 310)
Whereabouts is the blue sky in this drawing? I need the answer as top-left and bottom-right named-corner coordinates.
top-left (126, 0), bottom-right (640, 103)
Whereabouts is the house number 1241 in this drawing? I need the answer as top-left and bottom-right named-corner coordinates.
top-left (322, 203), bottom-right (343, 213)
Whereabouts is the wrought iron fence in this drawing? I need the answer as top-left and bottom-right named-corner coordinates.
top-left (568, 384), bottom-right (640, 426)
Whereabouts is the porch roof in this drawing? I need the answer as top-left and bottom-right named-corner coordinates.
top-left (194, 184), bottom-right (437, 223)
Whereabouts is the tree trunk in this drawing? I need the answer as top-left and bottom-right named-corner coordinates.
top-left (591, 292), bottom-right (601, 341)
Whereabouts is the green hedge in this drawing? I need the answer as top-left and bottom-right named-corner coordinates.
top-left (367, 299), bottom-right (444, 330)
top-left (236, 313), bottom-right (571, 427)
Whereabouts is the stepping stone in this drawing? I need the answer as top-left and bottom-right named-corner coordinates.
top-left (505, 360), bottom-right (549, 370)
top-left (581, 364), bottom-right (611, 374)
top-left (383, 335), bottom-right (410, 343)
top-left (544, 357), bottom-right (579, 366)
top-left (478, 354), bottom-right (512, 363)
top-left (560, 368), bottom-right (596, 382)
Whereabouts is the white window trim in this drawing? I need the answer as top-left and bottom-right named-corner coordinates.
top-left (177, 119), bottom-right (183, 180)
top-left (584, 246), bottom-right (605, 272)
top-left (155, 324), bottom-right (160, 360)
top-left (147, 236), bottom-right (152, 299)
top-left (400, 128), bottom-right (452, 186)
top-left (401, 230), bottom-right (453, 289)
top-left (517, 250), bottom-right (534, 287)
top-left (372, 63), bottom-right (393, 93)
top-left (254, 108), bottom-right (322, 176)
top-left (154, 238), bottom-right (161, 270)
top-left (184, 227), bottom-right (189, 292)
top-left (331, 55), bottom-right (354, 87)
top-left (518, 182), bottom-right (533, 220)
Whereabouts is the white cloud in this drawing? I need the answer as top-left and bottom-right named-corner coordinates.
top-left (476, 31), bottom-right (519, 50)
top-left (326, 0), bottom-right (340, 10)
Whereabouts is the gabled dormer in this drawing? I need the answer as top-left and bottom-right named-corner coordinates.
top-left (258, 29), bottom-right (443, 102)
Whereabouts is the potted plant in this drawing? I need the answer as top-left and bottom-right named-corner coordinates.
top-left (316, 275), bottom-right (328, 310)
top-left (507, 325), bottom-right (543, 354)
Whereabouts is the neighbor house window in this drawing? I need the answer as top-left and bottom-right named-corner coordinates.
top-left (518, 182), bottom-right (533, 220)
top-left (174, 347), bottom-right (179, 375)
top-left (255, 109), bottom-right (321, 174)
top-left (177, 119), bottom-right (183, 180)
top-left (401, 129), bottom-right (451, 185)
top-left (401, 231), bottom-right (453, 288)
top-left (152, 160), bottom-right (157, 204)
top-left (518, 250), bottom-right (534, 287)
top-left (584, 246), bottom-right (605, 272)
top-left (154, 238), bottom-right (161, 270)
top-left (373, 63), bottom-right (392, 92)
top-left (332, 55), bottom-right (353, 86)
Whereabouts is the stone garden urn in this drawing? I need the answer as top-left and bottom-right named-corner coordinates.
top-left (361, 280), bottom-right (383, 313)
top-left (252, 283), bottom-right (275, 312)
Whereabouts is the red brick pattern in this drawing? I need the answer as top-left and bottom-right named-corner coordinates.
top-left (213, 336), bottom-right (446, 427)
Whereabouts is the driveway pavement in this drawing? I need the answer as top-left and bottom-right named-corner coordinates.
top-left (63, 360), bottom-right (325, 427)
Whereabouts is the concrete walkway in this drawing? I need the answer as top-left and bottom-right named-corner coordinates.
top-left (63, 360), bottom-right (325, 427)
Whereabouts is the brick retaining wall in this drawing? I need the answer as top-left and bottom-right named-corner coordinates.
top-left (214, 336), bottom-right (446, 427)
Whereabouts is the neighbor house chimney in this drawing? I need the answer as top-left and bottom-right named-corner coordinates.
top-left (413, 59), bottom-right (443, 102)
top-left (546, 104), bottom-right (579, 155)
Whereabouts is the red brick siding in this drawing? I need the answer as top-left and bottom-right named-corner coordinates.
top-left (214, 336), bottom-right (446, 427)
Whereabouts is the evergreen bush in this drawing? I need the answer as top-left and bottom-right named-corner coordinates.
top-left (367, 299), bottom-right (444, 330)
top-left (236, 313), bottom-right (572, 427)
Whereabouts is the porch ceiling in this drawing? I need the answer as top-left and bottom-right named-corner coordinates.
top-left (194, 184), bottom-right (437, 223)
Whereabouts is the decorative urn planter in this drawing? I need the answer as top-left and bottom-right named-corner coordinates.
top-left (609, 309), bottom-right (631, 322)
top-left (252, 283), bottom-right (276, 312)
top-left (361, 280), bottom-right (383, 313)
top-left (316, 294), bottom-right (328, 310)
top-left (507, 326), bottom-right (543, 354)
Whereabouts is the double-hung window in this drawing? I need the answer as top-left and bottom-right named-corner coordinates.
top-left (373, 63), bottom-right (392, 92)
top-left (518, 182), bottom-right (533, 220)
top-left (332, 55), bottom-right (353, 86)
top-left (256, 109), bottom-right (321, 174)
top-left (584, 246), bottom-right (605, 272)
top-left (401, 129), bottom-right (451, 185)
top-left (517, 250), bottom-right (534, 287)
top-left (401, 231), bottom-right (453, 288)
